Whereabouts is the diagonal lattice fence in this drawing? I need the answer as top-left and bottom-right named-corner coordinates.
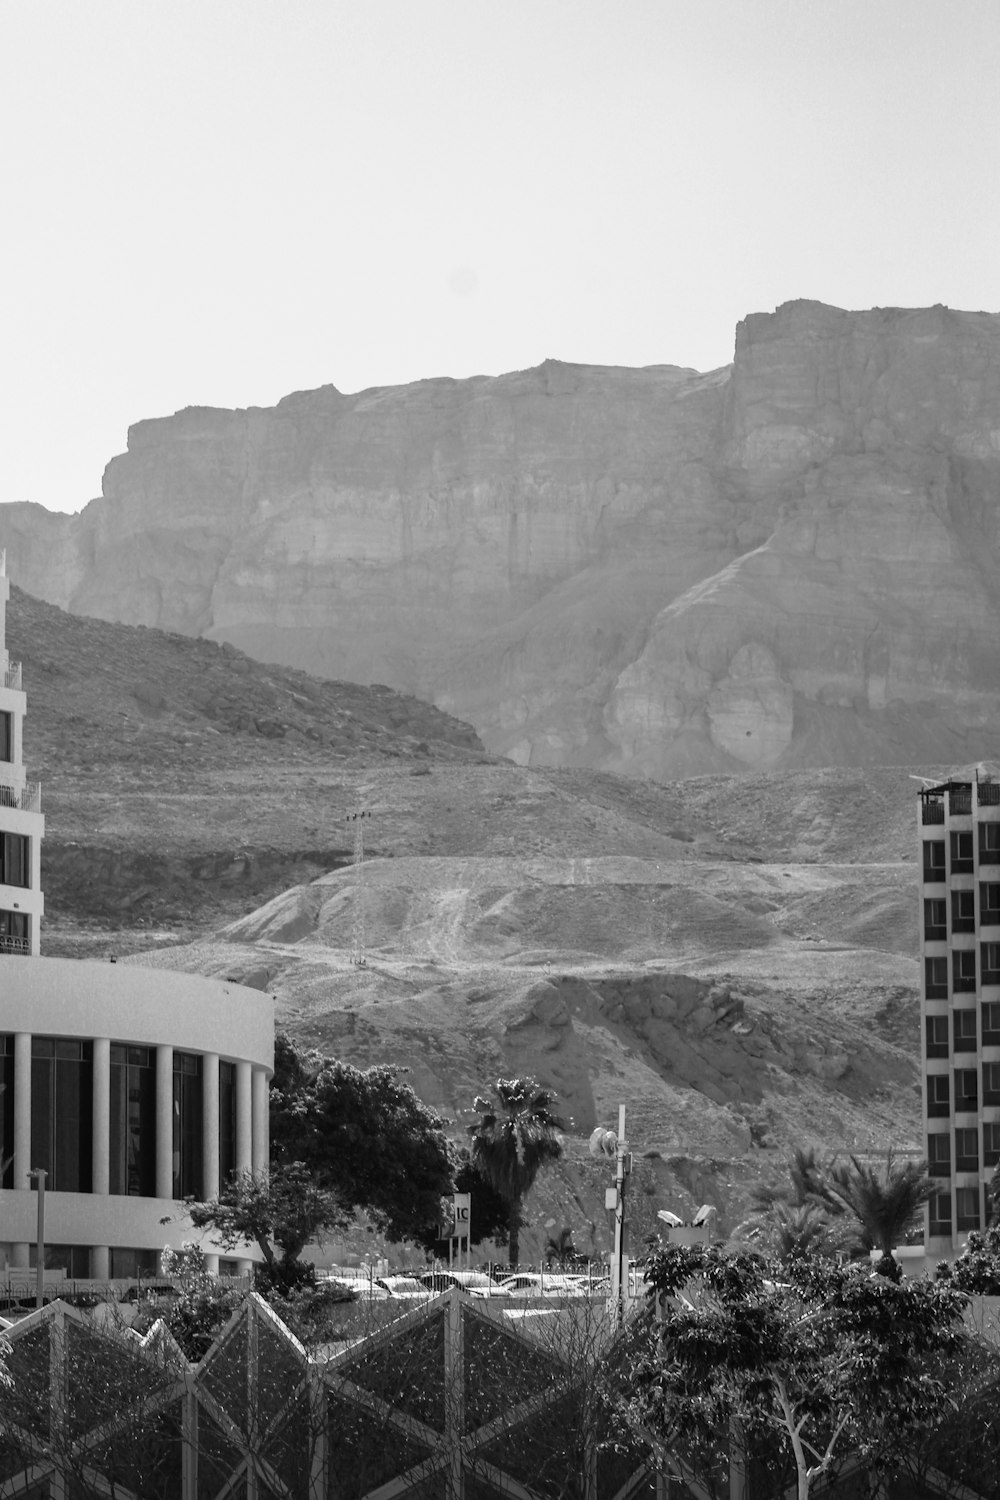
top-left (0, 1290), bottom-right (657, 1500)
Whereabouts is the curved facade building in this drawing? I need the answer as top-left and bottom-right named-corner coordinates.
top-left (0, 552), bottom-right (273, 1278)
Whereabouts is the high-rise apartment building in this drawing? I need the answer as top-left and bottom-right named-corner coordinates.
top-left (919, 772), bottom-right (1000, 1252)
top-left (0, 549), bottom-right (44, 954)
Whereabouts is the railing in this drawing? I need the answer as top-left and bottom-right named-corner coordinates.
top-left (0, 780), bottom-right (40, 813)
top-left (0, 935), bottom-right (29, 957)
top-left (922, 801), bottom-right (945, 825)
top-left (979, 781), bottom-right (1000, 807)
top-left (1, 661), bottom-right (22, 691)
top-left (950, 788), bottom-right (973, 815)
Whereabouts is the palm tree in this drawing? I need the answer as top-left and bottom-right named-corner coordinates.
top-left (733, 1201), bottom-right (848, 1264)
top-left (468, 1077), bottom-right (564, 1268)
top-left (826, 1151), bottom-right (933, 1277)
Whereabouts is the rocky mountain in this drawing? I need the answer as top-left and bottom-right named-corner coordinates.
top-left (4, 587), bottom-right (927, 1249)
top-left (4, 299), bottom-right (1000, 779)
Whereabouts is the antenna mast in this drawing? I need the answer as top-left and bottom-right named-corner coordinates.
top-left (348, 811), bottom-right (370, 967)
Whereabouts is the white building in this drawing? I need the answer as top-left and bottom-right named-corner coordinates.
top-left (0, 551), bottom-right (273, 1279)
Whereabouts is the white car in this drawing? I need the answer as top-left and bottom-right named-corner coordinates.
top-left (419, 1271), bottom-right (511, 1298)
top-left (496, 1273), bottom-right (589, 1298)
top-left (376, 1275), bottom-right (433, 1300)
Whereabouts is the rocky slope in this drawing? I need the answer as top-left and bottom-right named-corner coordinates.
top-left (4, 300), bottom-right (1000, 778)
top-left (5, 588), bottom-right (928, 1251)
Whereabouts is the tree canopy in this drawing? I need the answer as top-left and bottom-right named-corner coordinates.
top-left (268, 1032), bottom-right (455, 1243)
top-left (619, 1242), bottom-right (968, 1500)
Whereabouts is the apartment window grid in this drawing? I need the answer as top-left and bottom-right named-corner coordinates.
top-left (953, 1008), bottom-right (977, 1052)
top-left (923, 840), bottom-right (946, 883)
top-left (925, 956), bottom-right (949, 1001)
top-left (927, 1133), bottom-right (951, 1177)
top-left (927, 1074), bottom-right (950, 1118)
top-left (925, 1014), bottom-right (949, 1059)
top-left (952, 889), bottom-right (976, 933)
top-left (983, 1002), bottom-right (1000, 1045)
top-left (955, 1127), bottom-right (979, 1174)
top-left (929, 1191), bottom-right (953, 1237)
top-left (0, 1034), bottom-right (12, 1188)
top-left (956, 1186), bottom-right (981, 1233)
top-left (951, 830), bottom-right (974, 875)
top-left (984, 1061), bottom-right (1000, 1108)
top-left (984, 1122), bottom-right (1000, 1168)
top-left (980, 822), bottom-right (1000, 865)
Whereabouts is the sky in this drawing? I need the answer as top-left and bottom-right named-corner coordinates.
top-left (2, 0), bottom-right (998, 514)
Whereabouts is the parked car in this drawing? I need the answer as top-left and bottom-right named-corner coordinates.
top-left (376, 1275), bottom-right (433, 1300)
top-left (419, 1271), bottom-right (511, 1298)
top-left (496, 1273), bottom-right (589, 1298)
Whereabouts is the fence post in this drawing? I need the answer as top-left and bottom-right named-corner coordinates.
top-left (182, 1372), bottom-right (198, 1500)
top-left (308, 1361), bottom-right (327, 1500)
top-left (443, 1290), bottom-right (465, 1500)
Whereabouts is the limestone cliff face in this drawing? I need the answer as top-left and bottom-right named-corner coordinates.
top-left (5, 300), bottom-right (1000, 777)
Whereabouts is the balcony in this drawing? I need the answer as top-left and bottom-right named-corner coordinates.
top-left (0, 781), bottom-right (41, 813)
top-left (979, 781), bottom-right (1000, 807)
top-left (922, 800), bottom-right (945, 825)
top-left (0, 934), bottom-right (29, 956)
top-left (1, 661), bottom-right (22, 692)
top-left (950, 787), bottom-right (973, 815)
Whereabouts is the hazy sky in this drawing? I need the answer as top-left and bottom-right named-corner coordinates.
top-left (3, 0), bottom-right (998, 514)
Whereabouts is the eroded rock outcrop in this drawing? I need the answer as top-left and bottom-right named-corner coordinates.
top-left (4, 300), bottom-right (1000, 777)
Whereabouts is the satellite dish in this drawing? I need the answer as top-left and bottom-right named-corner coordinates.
top-left (692, 1204), bottom-right (717, 1227)
top-left (656, 1210), bottom-right (683, 1227)
top-left (588, 1127), bottom-right (618, 1159)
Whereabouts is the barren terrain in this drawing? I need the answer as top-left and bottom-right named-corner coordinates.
top-left (9, 586), bottom-right (931, 1255)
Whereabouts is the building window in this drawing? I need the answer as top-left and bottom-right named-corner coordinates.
top-left (927, 1133), bottom-right (951, 1177)
top-left (925, 957), bottom-right (949, 1000)
top-left (951, 830), bottom-right (974, 875)
top-left (924, 899), bottom-right (947, 942)
top-left (981, 883), bottom-right (1000, 925)
top-left (982, 1002), bottom-right (1000, 1045)
top-left (0, 1034), bottom-right (12, 1188)
top-left (925, 1015), bottom-right (949, 1059)
top-left (927, 1074), bottom-right (950, 1117)
top-left (955, 1127), bottom-right (979, 1173)
top-left (29, 1245), bottom-right (92, 1278)
top-left (956, 1186), bottom-right (981, 1232)
top-left (984, 1123), bottom-right (1000, 1168)
top-left (110, 1247), bottom-right (161, 1279)
top-left (0, 711), bottom-right (10, 762)
top-left (219, 1060), bottom-right (237, 1185)
top-left (929, 1191), bottom-right (953, 1236)
top-left (0, 909), bottom-right (28, 955)
top-left (954, 1009), bottom-right (978, 1052)
top-left (980, 823), bottom-right (1000, 866)
top-left (30, 1038), bottom-right (93, 1192)
top-left (952, 890), bottom-right (976, 933)
top-left (984, 1062), bottom-right (1000, 1108)
top-left (172, 1052), bottom-right (203, 1199)
top-left (0, 832), bottom-right (28, 888)
top-left (109, 1045), bottom-right (156, 1197)
top-left (983, 943), bottom-right (1000, 986)
top-left (955, 1068), bottom-right (979, 1112)
top-left (953, 949), bottom-right (977, 993)
top-left (923, 841), bottom-right (946, 882)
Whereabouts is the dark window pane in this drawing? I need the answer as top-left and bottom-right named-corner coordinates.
top-left (172, 1052), bottom-right (202, 1198)
top-left (0, 1040), bottom-right (13, 1188)
top-left (219, 1060), bottom-right (237, 1186)
top-left (924, 841), bottom-right (946, 881)
top-left (925, 1015), bottom-right (949, 1059)
top-left (0, 712), bottom-right (10, 762)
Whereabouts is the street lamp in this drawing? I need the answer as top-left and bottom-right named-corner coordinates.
top-left (27, 1168), bottom-right (46, 1308)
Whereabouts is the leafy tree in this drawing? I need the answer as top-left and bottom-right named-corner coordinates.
top-left (619, 1242), bottom-right (968, 1500)
top-left (826, 1150), bottom-right (933, 1276)
top-left (413, 1149), bottom-right (512, 1253)
top-left (468, 1076), bottom-right (564, 1268)
top-left (936, 1223), bottom-right (1000, 1294)
top-left (269, 1033), bottom-right (454, 1242)
top-left (747, 1146), bottom-right (844, 1217)
top-left (188, 1163), bottom-right (347, 1286)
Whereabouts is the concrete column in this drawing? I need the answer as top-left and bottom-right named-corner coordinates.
top-left (251, 1068), bottom-right (268, 1175)
top-left (92, 1037), bottom-right (111, 1196)
top-left (91, 1245), bottom-right (110, 1281)
top-left (202, 1053), bottom-right (220, 1201)
top-left (11, 1031), bottom-right (31, 1267)
top-left (236, 1062), bottom-right (253, 1174)
top-left (156, 1044), bottom-right (174, 1200)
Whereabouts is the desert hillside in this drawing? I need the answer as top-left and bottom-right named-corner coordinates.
top-left (3, 300), bottom-right (1000, 780)
top-left (7, 587), bottom-right (929, 1253)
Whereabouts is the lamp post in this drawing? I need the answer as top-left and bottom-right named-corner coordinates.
top-left (27, 1167), bottom-right (46, 1308)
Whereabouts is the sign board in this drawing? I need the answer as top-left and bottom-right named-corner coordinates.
top-left (451, 1194), bottom-right (471, 1238)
